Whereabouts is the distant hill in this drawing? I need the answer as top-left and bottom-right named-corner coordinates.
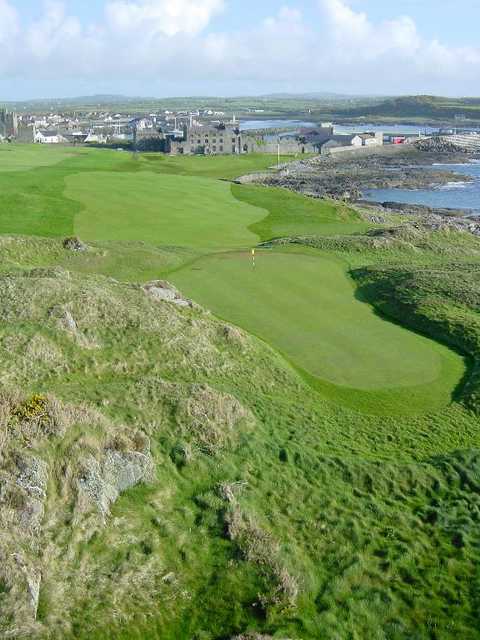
top-left (336, 95), bottom-right (480, 121)
top-left (6, 94), bottom-right (157, 108)
top-left (5, 93), bottom-right (480, 122)
top-left (259, 92), bottom-right (380, 100)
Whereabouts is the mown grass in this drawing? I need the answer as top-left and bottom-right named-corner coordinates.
top-left (141, 152), bottom-right (294, 179)
top-left (0, 144), bottom-right (465, 415)
top-left (67, 171), bottom-right (265, 250)
top-left (0, 143), bottom-right (80, 171)
top-left (233, 183), bottom-right (370, 240)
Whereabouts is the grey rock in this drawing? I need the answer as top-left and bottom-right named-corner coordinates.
top-left (63, 237), bottom-right (88, 252)
top-left (15, 457), bottom-right (48, 500)
top-left (79, 449), bottom-right (154, 516)
top-left (13, 554), bottom-right (42, 618)
top-left (60, 310), bottom-right (78, 333)
top-left (143, 280), bottom-right (193, 308)
top-left (14, 457), bottom-right (48, 530)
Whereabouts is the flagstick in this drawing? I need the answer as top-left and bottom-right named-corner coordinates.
top-left (252, 248), bottom-right (255, 269)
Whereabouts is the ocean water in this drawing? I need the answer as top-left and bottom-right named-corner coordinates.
top-left (363, 162), bottom-right (480, 214)
top-left (241, 121), bottom-right (480, 135)
top-left (334, 124), bottom-right (440, 135)
top-left (240, 119), bottom-right (315, 131)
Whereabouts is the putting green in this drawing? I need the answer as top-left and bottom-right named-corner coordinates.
top-left (0, 144), bottom-right (77, 172)
top-left (67, 171), bottom-right (266, 250)
top-left (170, 249), bottom-right (465, 412)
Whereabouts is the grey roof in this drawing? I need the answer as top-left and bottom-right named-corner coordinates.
top-left (38, 130), bottom-right (60, 137)
top-left (330, 134), bottom-right (360, 143)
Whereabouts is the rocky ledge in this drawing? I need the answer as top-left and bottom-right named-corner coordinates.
top-left (358, 200), bottom-right (480, 236)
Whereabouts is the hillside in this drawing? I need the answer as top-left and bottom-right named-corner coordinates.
top-left (0, 145), bottom-right (480, 638)
top-left (7, 93), bottom-right (480, 123)
top-left (334, 95), bottom-right (480, 122)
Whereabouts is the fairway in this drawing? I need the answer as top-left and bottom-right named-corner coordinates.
top-left (67, 171), bottom-right (266, 250)
top-left (0, 144), bottom-right (78, 171)
top-left (170, 249), bottom-right (465, 410)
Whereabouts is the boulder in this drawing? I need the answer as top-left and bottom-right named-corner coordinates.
top-left (78, 448), bottom-right (154, 516)
top-left (143, 280), bottom-right (193, 308)
top-left (63, 237), bottom-right (88, 252)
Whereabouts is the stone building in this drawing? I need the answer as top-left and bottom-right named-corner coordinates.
top-left (0, 109), bottom-right (18, 139)
top-left (170, 125), bottom-right (243, 155)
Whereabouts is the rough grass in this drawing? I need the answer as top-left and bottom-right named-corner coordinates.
top-left (353, 262), bottom-right (480, 412)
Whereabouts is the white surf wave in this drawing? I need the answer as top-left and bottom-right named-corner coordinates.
top-left (436, 181), bottom-right (471, 190)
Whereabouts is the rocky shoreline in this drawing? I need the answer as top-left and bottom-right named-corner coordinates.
top-left (237, 146), bottom-right (480, 236)
top-left (239, 148), bottom-right (476, 201)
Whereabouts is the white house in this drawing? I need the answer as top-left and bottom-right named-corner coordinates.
top-left (84, 132), bottom-right (107, 144)
top-left (359, 132), bottom-right (384, 147)
top-left (34, 130), bottom-right (67, 144)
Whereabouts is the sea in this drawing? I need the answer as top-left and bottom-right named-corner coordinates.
top-left (240, 120), bottom-right (455, 135)
top-left (363, 162), bottom-right (480, 214)
top-left (240, 119), bottom-right (315, 131)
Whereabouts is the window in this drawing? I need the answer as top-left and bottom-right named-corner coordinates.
top-left (232, 145), bottom-right (236, 153)
top-left (219, 145), bottom-right (223, 152)
top-left (213, 145), bottom-right (216, 151)
top-left (220, 138), bottom-right (224, 143)
top-left (232, 137), bottom-right (236, 143)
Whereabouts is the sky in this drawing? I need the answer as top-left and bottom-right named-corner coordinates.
top-left (1, 0), bottom-right (480, 100)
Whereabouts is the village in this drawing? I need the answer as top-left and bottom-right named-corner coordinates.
top-left (0, 105), bottom-right (419, 156)
top-left (3, 103), bottom-right (480, 158)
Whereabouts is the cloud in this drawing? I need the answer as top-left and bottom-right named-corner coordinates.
top-left (25, 2), bottom-right (82, 60)
top-left (0, 0), bottom-right (480, 97)
top-left (316, 0), bottom-right (480, 91)
top-left (0, 0), bottom-right (19, 72)
top-left (105, 0), bottom-right (224, 37)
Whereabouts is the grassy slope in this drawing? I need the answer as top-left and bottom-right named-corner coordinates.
top-left (1, 145), bottom-right (480, 638)
top-left (352, 262), bottom-right (480, 411)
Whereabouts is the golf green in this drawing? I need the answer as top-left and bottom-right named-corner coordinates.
top-left (170, 249), bottom-right (465, 411)
top-left (67, 171), bottom-right (266, 250)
